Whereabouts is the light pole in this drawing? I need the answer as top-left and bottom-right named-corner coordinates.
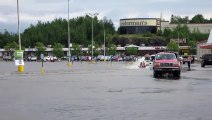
top-left (103, 21), bottom-right (106, 61)
top-left (17, 0), bottom-right (21, 50)
top-left (17, 0), bottom-right (24, 72)
top-left (86, 13), bottom-right (99, 61)
top-left (178, 32), bottom-right (180, 54)
top-left (67, 0), bottom-right (72, 66)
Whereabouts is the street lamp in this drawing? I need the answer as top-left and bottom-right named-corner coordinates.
top-left (17, 0), bottom-right (21, 50)
top-left (16, 0), bottom-right (24, 72)
top-left (86, 13), bottom-right (99, 61)
top-left (178, 32), bottom-right (180, 54)
top-left (67, 0), bottom-right (72, 66)
top-left (103, 21), bottom-right (106, 61)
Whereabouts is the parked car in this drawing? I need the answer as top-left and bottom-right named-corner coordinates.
top-left (97, 55), bottom-right (105, 61)
top-left (123, 55), bottom-right (135, 62)
top-left (81, 56), bottom-right (91, 61)
top-left (50, 56), bottom-right (58, 62)
top-left (112, 55), bottom-right (123, 61)
top-left (71, 55), bottom-right (78, 61)
top-left (28, 56), bottom-right (37, 61)
top-left (200, 54), bottom-right (212, 67)
top-left (43, 56), bottom-right (58, 62)
top-left (153, 52), bottom-right (181, 78)
top-left (105, 55), bottom-right (113, 61)
top-left (3, 55), bottom-right (12, 61)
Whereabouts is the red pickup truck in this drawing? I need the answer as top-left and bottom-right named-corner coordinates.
top-left (153, 52), bottom-right (181, 78)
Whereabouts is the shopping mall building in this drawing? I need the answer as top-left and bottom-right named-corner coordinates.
top-left (119, 18), bottom-right (212, 56)
top-left (119, 18), bottom-right (212, 34)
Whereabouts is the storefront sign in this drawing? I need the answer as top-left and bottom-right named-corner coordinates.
top-left (120, 19), bottom-right (159, 27)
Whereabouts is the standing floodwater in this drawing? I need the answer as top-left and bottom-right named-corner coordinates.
top-left (0, 61), bottom-right (212, 120)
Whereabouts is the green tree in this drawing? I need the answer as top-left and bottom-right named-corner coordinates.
top-left (87, 42), bottom-right (101, 56)
top-left (107, 44), bottom-right (117, 55)
top-left (190, 14), bottom-right (205, 23)
top-left (53, 43), bottom-right (64, 58)
top-left (125, 47), bottom-right (138, 55)
top-left (163, 28), bottom-right (172, 38)
top-left (170, 15), bottom-right (189, 24)
top-left (71, 43), bottom-right (83, 56)
top-left (21, 16), bottom-right (116, 48)
top-left (166, 41), bottom-right (179, 52)
top-left (4, 42), bottom-right (19, 57)
top-left (35, 42), bottom-right (46, 59)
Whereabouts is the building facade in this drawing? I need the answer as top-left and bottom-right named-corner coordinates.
top-left (161, 21), bottom-right (212, 34)
top-left (120, 18), bottom-right (212, 34)
top-left (119, 18), bottom-right (161, 34)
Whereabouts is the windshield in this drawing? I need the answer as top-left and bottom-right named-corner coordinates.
top-left (155, 54), bottom-right (176, 60)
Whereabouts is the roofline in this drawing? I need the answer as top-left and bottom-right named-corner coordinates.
top-left (120, 18), bottom-right (160, 20)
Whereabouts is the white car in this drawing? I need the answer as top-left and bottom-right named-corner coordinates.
top-left (43, 56), bottom-right (58, 62)
top-left (29, 56), bottom-right (37, 61)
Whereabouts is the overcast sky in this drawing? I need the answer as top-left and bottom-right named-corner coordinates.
top-left (0, 0), bottom-right (212, 33)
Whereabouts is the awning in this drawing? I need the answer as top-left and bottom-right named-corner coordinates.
top-left (200, 29), bottom-right (212, 49)
top-left (124, 44), bottom-right (139, 48)
top-left (200, 43), bottom-right (212, 49)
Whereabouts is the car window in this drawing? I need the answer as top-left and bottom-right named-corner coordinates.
top-left (155, 54), bottom-right (176, 60)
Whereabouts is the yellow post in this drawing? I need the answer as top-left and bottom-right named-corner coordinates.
top-left (67, 62), bottom-right (72, 67)
top-left (41, 67), bottom-right (44, 75)
top-left (18, 65), bottom-right (24, 72)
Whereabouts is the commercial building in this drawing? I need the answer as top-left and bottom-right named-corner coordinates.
top-left (119, 18), bottom-right (212, 56)
top-left (161, 21), bottom-right (212, 34)
top-left (197, 30), bottom-right (212, 59)
top-left (119, 18), bottom-right (161, 34)
top-left (120, 18), bottom-right (212, 34)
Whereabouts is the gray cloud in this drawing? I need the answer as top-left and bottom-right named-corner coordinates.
top-left (0, 0), bottom-right (212, 33)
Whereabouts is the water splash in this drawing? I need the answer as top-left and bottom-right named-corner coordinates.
top-left (125, 57), bottom-right (150, 69)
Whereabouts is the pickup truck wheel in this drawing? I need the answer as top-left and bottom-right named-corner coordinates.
top-left (153, 71), bottom-right (158, 78)
top-left (173, 71), bottom-right (180, 77)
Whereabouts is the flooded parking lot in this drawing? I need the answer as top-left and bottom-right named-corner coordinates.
top-left (0, 61), bottom-right (212, 120)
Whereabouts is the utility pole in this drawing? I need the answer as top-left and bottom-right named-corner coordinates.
top-left (67, 0), bottom-right (72, 66)
top-left (86, 13), bottom-right (99, 61)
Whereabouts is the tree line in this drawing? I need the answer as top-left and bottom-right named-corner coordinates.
top-left (0, 15), bottom-right (116, 49)
top-left (170, 14), bottom-right (212, 24)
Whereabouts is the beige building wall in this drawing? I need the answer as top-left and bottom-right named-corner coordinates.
top-left (161, 21), bottom-right (212, 34)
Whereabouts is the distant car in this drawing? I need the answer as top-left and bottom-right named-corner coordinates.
top-left (105, 55), bottom-right (113, 61)
top-left (112, 55), bottom-right (123, 61)
top-left (81, 56), bottom-right (91, 61)
top-left (153, 52), bottom-right (181, 78)
top-left (123, 56), bottom-right (135, 62)
top-left (3, 55), bottom-right (12, 61)
top-left (200, 54), bottom-right (212, 67)
top-left (97, 55), bottom-right (105, 61)
top-left (50, 56), bottom-right (58, 62)
top-left (28, 56), bottom-right (37, 61)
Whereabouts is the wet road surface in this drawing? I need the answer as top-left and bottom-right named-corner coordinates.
top-left (0, 61), bottom-right (212, 120)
